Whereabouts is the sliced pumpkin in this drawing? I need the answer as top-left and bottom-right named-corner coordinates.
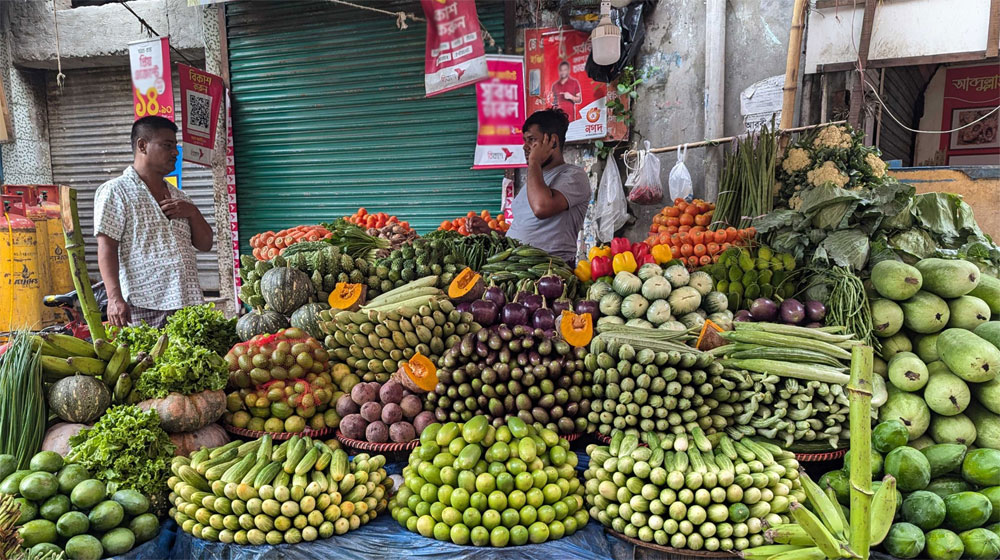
top-left (695, 319), bottom-right (726, 351)
top-left (560, 311), bottom-right (593, 348)
top-left (328, 282), bottom-right (366, 311)
top-left (398, 352), bottom-right (438, 393)
top-left (448, 267), bottom-right (485, 302)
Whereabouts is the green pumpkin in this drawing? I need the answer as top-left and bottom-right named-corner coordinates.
top-left (47, 375), bottom-right (110, 424)
top-left (290, 303), bottom-right (330, 340)
top-left (260, 266), bottom-right (314, 314)
top-left (236, 309), bottom-right (289, 341)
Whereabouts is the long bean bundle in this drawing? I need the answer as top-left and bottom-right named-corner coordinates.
top-left (0, 333), bottom-right (46, 469)
top-left (825, 266), bottom-right (879, 350)
top-left (712, 125), bottom-right (777, 230)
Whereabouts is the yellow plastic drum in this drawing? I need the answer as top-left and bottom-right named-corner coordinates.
top-left (37, 187), bottom-right (73, 295)
top-left (0, 211), bottom-right (41, 331)
top-left (24, 204), bottom-right (56, 326)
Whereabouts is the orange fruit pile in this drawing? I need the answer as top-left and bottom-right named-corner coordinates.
top-left (646, 199), bottom-right (756, 268)
top-left (439, 210), bottom-right (510, 235)
top-left (345, 208), bottom-right (410, 231)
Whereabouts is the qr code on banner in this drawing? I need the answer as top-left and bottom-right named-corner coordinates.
top-left (186, 90), bottom-right (212, 134)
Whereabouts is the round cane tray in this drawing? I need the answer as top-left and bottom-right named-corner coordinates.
top-left (335, 430), bottom-right (420, 453)
top-left (605, 528), bottom-right (739, 558)
top-left (793, 447), bottom-right (848, 462)
top-left (223, 424), bottom-right (333, 440)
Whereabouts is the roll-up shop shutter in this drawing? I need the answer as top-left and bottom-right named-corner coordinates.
top-left (46, 65), bottom-right (220, 292)
top-left (225, 0), bottom-right (505, 248)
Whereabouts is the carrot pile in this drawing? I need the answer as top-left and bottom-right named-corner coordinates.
top-left (439, 210), bottom-right (509, 235)
top-left (645, 198), bottom-right (756, 269)
top-left (250, 225), bottom-right (333, 260)
top-left (345, 208), bottom-right (411, 231)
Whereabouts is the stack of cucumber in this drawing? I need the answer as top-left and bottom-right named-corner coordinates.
top-left (1, 451), bottom-right (160, 559)
top-left (479, 246), bottom-right (579, 301)
top-left (583, 431), bottom-right (804, 553)
top-left (168, 434), bottom-right (390, 545)
top-left (709, 322), bottom-right (884, 450)
top-left (319, 283), bottom-right (482, 383)
top-left (585, 335), bottom-right (732, 439)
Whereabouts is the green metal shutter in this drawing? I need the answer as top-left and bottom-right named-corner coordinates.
top-left (225, 0), bottom-right (505, 248)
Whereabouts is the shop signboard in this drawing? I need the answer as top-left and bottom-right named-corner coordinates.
top-left (420, 0), bottom-right (489, 97)
top-left (940, 64), bottom-right (1000, 165)
top-left (128, 37), bottom-right (174, 121)
top-left (178, 64), bottom-right (225, 167)
top-left (474, 55), bottom-right (527, 169)
top-left (524, 27), bottom-right (607, 142)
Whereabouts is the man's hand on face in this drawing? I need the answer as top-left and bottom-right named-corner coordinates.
top-left (107, 295), bottom-right (131, 327)
top-left (528, 133), bottom-right (557, 168)
top-left (466, 216), bottom-right (492, 235)
top-left (159, 198), bottom-right (198, 220)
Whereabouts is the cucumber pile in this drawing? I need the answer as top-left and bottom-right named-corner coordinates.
top-left (584, 431), bottom-right (805, 552)
top-left (586, 338), bottom-right (731, 439)
top-left (0, 451), bottom-right (159, 559)
top-left (389, 416), bottom-right (588, 547)
top-left (168, 435), bottom-right (390, 545)
top-left (223, 328), bottom-right (346, 434)
top-left (319, 287), bottom-right (482, 383)
top-left (430, 325), bottom-right (593, 435)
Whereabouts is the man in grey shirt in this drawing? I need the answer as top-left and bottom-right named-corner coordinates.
top-left (505, 109), bottom-right (591, 265)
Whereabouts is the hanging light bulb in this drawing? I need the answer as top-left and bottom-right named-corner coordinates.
top-left (590, 0), bottom-right (621, 66)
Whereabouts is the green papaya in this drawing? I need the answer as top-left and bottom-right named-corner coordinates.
top-left (873, 420), bottom-right (909, 453)
top-left (959, 528), bottom-right (1000, 560)
top-left (925, 528), bottom-right (965, 560)
top-left (926, 476), bottom-right (974, 499)
top-left (915, 258), bottom-right (980, 298)
top-left (921, 443), bottom-right (967, 478)
top-left (885, 446), bottom-right (932, 492)
top-left (963, 448), bottom-right (1000, 487)
top-left (945, 491), bottom-right (993, 532)
top-left (982, 487), bottom-right (1000, 524)
top-left (902, 490), bottom-right (947, 531)
top-left (883, 522), bottom-right (926, 559)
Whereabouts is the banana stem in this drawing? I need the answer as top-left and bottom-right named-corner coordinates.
top-left (848, 345), bottom-right (874, 560)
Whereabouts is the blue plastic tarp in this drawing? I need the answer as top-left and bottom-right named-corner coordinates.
top-left (110, 520), bottom-right (177, 560)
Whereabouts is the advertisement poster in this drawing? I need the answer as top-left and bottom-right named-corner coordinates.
top-left (420, 0), bottom-right (488, 97)
top-left (940, 65), bottom-right (1000, 165)
top-left (178, 64), bottom-right (225, 166)
top-left (524, 27), bottom-right (607, 142)
top-left (128, 37), bottom-right (174, 121)
top-left (500, 177), bottom-right (515, 222)
top-left (474, 55), bottom-right (526, 169)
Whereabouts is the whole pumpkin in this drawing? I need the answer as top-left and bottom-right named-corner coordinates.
top-left (168, 423), bottom-right (229, 457)
top-left (236, 308), bottom-right (289, 341)
top-left (290, 302), bottom-right (330, 340)
top-left (260, 266), bottom-right (313, 314)
top-left (48, 375), bottom-right (111, 424)
top-left (137, 389), bottom-right (227, 433)
top-left (42, 423), bottom-right (91, 456)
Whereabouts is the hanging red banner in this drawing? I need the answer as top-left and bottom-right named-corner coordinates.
top-left (128, 37), bottom-right (174, 121)
top-left (474, 55), bottom-right (527, 169)
top-left (420, 0), bottom-right (488, 97)
top-left (178, 64), bottom-right (224, 166)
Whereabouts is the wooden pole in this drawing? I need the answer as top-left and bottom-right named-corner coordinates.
top-left (780, 0), bottom-right (808, 131)
top-left (59, 186), bottom-right (106, 341)
top-left (848, 344), bottom-right (874, 560)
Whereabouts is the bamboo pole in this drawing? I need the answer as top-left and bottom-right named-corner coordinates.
top-left (625, 120), bottom-right (846, 158)
top-left (848, 344), bottom-right (874, 560)
top-left (780, 0), bottom-right (808, 131)
top-left (59, 186), bottom-right (107, 341)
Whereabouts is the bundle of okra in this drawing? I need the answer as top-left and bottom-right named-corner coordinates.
top-left (707, 322), bottom-right (887, 451)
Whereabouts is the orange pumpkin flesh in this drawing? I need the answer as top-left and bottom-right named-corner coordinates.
top-left (400, 352), bottom-right (438, 393)
top-left (560, 311), bottom-right (593, 348)
top-left (448, 268), bottom-right (484, 301)
top-left (329, 282), bottom-right (366, 311)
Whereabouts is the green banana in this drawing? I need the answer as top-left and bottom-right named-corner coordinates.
top-left (103, 343), bottom-right (131, 387)
top-left (93, 338), bottom-right (117, 361)
top-left (66, 356), bottom-right (108, 376)
top-left (765, 524), bottom-right (814, 546)
top-left (869, 475), bottom-right (897, 546)
top-left (113, 373), bottom-right (132, 404)
top-left (40, 332), bottom-right (98, 358)
top-left (788, 500), bottom-right (845, 560)
top-left (799, 470), bottom-right (846, 539)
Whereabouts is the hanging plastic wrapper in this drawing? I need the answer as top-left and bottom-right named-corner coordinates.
top-left (628, 140), bottom-right (662, 204)
top-left (577, 180), bottom-right (599, 264)
top-left (668, 144), bottom-right (694, 202)
top-left (595, 158), bottom-right (627, 242)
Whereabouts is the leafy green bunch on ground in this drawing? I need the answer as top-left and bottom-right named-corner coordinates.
top-left (134, 343), bottom-right (228, 399)
top-left (164, 303), bottom-right (239, 357)
top-left (66, 405), bottom-right (175, 500)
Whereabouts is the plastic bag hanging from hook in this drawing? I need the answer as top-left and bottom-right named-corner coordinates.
top-left (595, 158), bottom-right (628, 242)
top-left (628, 140), bottom-right (663, 205)
top-left (668, 144), bottom-right (694, 202)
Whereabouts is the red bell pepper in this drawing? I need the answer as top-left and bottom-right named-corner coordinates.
top-left (611, 237), bottom-right (631, 255)
top-left (639, 253), bottom-right (657, 266)
top-left (590, 256), bottom-right (613, 279)
top-left (631, 241), bottom-right (650, 261)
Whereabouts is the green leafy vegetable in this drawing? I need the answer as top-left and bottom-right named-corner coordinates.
top-left (66, 405), bottom-right (175, 500)
top-left (164, 303), bottom-right (239, 356)
top-left (135, 343), bottom-right (228, 399)
top-left (109, 323), bottom-right (161, 356)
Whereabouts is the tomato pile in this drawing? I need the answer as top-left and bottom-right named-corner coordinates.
top-left (249, 225), bottom-right (332, 260)
top-left (345, 208), bottom-right (411, 231)
top-left (438, 210), bottom-right (509, 235)
top-left (645, 199), bottom-right (755, 268)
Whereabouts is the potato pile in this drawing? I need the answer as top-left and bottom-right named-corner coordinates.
top-left (337, 379), bottom-right (436, 444)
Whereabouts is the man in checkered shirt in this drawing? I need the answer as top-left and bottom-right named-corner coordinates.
top-left (94, 116), bottom-right (214, 327)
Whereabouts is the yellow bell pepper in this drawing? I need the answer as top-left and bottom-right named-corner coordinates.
top-left (588, 246), bottom-right (612, 261)
top-left (651, 244), bottom-right (673, 264)
top-left (612, 251), bottom-right (638, 274)
top-left (574, 260), bottom-right (592, 283)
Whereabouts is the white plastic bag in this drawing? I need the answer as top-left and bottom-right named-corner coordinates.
top-left (595, 159), bottom-right (628, 242)
top-left (668, 144), bottom-right (694, 202)
top-left (629, 140), bottom-right (663, 204)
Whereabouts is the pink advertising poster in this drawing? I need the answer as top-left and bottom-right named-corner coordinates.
top-left (474, 55), bottom-right (527, 169)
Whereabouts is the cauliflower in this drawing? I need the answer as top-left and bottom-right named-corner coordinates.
top-left (781, 148), bottom-right (811, 174)
top-left (773, 181), bottom-right (784, 197)
top-left (813, 125), bottom-right (853, 149)
top-left (789, 194), bottom-right (804, 210)
top-left (807, 161), bottom-right (849, 188)
top-left (865, 152), bottom-right (887, 178)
